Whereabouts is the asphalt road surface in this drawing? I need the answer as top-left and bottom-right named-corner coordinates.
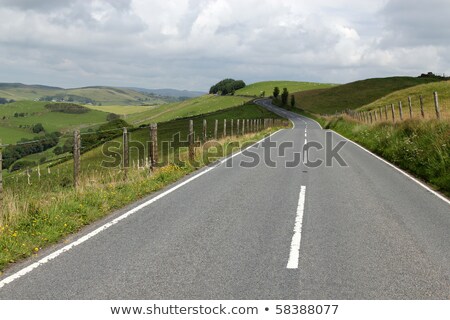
top-left (1, 99), bottom-right (449, 299)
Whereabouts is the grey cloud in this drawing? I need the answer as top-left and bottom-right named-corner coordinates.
top-left (1, 0), bottom-right (449, 91)
top-left (380, 0), bottom-right (450, 47)
top-left (0, 0), bottom-right (74, 12)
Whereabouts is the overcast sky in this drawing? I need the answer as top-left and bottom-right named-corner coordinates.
top-left (1, 0), bottom-right (449, 91)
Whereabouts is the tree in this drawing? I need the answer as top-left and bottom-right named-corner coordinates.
top-left (260, 91), bottom-right (265, 98)
top-left (281, 88), bottom-right (289, 105)
top-left (107, 113), bottom-right (120, 121)
top-left (273, 87), bottom-right (280, 98)
top-left (290, 95), bottom-right (296, 108)
top-left (209, 79), bottom-right (246, 95)
top-left (32, 123), bottom-right (45, 133)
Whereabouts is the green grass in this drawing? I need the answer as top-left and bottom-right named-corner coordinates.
top-left (0, 101), bottom-right (108, 142)
top-left (85, 105), bottom-right (157, 115)
top-left (0, 102), bottom-right (285, 271)
top-left (0, 127), bottom-right (36, 144)
top-left (293, 76), bottom-right (446, 114)
top-left (125, 94), bottom-right (251, 125)
top-left (324, 117), bottom-right (450, 197)
top-left (235, 81), bottom-right (335, 97)
top-left (358, 80), bottom-right (450, 120)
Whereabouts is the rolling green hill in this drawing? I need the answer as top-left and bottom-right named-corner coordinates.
top-left (235, 81), bottom-right (335, 97)
top-left (358, 80), bottom-right (450, 119)
top-left (293, 77), bottom-right (446, 114)
top-left (0, 101), bottom-right (108, 143)
top-left (0, 83), bottom-right (169, 106)
top-left (124, 94), bottom-right (251, 125)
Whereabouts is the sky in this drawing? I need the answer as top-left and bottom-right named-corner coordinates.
top-left (1, 0), bottom-right (449, 91)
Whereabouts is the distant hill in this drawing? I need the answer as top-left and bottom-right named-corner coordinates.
top-left (0, 83), bottom-right (193, 106)
top-left (293, 76), bottom-right (446, 114)
top-left (128, 87), bottom-right (206, 98)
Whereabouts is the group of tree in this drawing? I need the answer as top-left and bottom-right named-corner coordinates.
top-left (3, 132), bottom-right (61, 171)
top-left (106, 113), bottom-right (120, 121)
top-left (273, 87), bottom-right (295, 108)
top-left (77, 119), bottom-right (132, 155)
top-left (14, 112), bottom-right (28, 117)
top-left (0, 98), bottom-right (14, 104)
top-left (45, 103), bottom-right (89, 114)
top-left (209, 79), bottom-right (246, 95)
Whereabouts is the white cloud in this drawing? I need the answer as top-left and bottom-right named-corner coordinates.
top-left (0, 0), bottom-right (449, 90)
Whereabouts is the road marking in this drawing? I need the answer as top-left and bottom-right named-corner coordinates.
top-left (287, 185), bottom-right (306, 269)
top-left (331, 130), bottom-right (450, 206)
top-left (0, 129), bottom-right (283, 290)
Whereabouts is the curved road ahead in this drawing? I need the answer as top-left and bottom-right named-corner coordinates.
top-left (1, 99), bottom-right (449, 299)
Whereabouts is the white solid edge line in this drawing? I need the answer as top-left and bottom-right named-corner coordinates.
top-left (0, 129), bottom-right (284, 289)
top-left (287, 185), bottom-right (306, 269)
top-left (331, 130), bottom-right (450, 206)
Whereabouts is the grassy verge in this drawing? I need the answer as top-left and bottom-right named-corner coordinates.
top-left (0, 125), bottom-right (284, 273)
top-left (324, 116), bottom-right (450, 197)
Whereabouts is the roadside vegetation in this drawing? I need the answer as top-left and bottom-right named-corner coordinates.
top-left (324, 117), bottom-right (450, 196)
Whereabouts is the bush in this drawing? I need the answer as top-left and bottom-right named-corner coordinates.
top-left (32, 123), bottom-right (45, 133)
top-left (45, 103), bottom-right (89, 114)
top-left (107, 113), bottom-right (120, 121)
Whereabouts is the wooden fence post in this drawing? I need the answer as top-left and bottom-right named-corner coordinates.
top-left (214, 119), bottom-right (218, 140)
top-left (73, 130), bottom-right (80, 188)
top-left (223, 119), bottom-right (227, 138)
top-left (419, 95), bottom-right (425, 118)
top-left (369, 112), bottom-right (373, 124)
top-left (408, 96), bottom-right (413, 119)
top-left (398, 101), bottom-right (403, 121)
top-left (230, 119), bottom-right (234, 136)
top-left (189, 120), bottom-right (195, 161)
top-left (149, 123), bottom-right (158, 170)
top-left (391, 104), bottom-right (395, 122)
top-left (203, 119), bottom-right (207, 141)
top-left (123, 127), bottom-right (129, 179)
top-left (433, 91), bottom-right (441, 119)
top-left (374, 110), bottom-right (377, 122)
top-left (385, 105), bottom-right (388, 121)
top-left (236, 119), bottom-right (240, 135)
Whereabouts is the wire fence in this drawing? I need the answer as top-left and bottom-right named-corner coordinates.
top-left (0, 117), bottom-right (288, 196)
top-left (342, 91), bottom-right (450, 123)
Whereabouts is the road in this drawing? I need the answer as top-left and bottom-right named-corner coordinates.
top-left (0, 99), bottom-right (449, 299)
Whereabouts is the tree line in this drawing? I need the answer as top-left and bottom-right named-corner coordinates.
top-left (273, 86), bottom-right (295, 107)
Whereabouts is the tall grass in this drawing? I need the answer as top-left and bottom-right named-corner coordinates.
top-left (325, 117), bottom-right (450, 196)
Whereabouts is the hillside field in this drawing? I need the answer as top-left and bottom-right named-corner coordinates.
top-left (235, 81), bottom-right (335, 96)
top-left (125, 95), bottom-right (251, 125)
top-left (358, 80), bottom-right (450, 120)
top-left (0, 101), bottom-right (108, 143)
top-left (293, 76), bottom-right (446, 114)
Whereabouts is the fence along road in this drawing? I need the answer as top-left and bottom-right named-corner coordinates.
top-left (0, 100), bottom-right (449, 299)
